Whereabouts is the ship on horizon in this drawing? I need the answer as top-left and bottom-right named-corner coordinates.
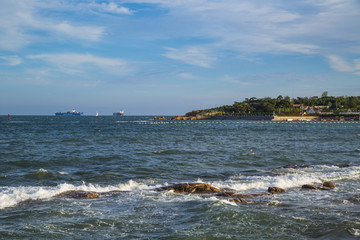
top-left (113, 110), bottom-right (124, 116)
top-left (55, 109), bottom-right (84, 116)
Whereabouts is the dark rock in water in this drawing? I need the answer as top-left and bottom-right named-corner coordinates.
top-left (283, 165), bottom-right (310, 169)
top-left (98, 190), bottom-right (128, 197)
top-left (319, 187), bottom-right (331, 191)
top-left (336, 164), bottom-right (352, 168)
top-left (229, 197), bottom-right (248, 203)
top-left (268, 187), bottom-right (287, 194)
top-left (155, 183), bottom-right (221, 194)
top-left (216, 192), bottom-right (237, 197)
top-left (301, 184), bottom-right (318, 190)
top-left (323, 181), bottom-right (336, 188)
top-left (56, 190), bottom-right (99, 199)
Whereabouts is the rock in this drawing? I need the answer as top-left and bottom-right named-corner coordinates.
top-left (229, 197), bottom-right (248, 203)
top-left (98, 190), bottom-right (128, 197)
top-left (319, 187), bottom-right (331, 191)
top-left (155, 183), bottom-right (221, 194)
top-left (154, 116), bottom-right (166, 120)
top-left (268, 187), bottom-right (287, 194)
top-left (323, 181), bottom-right (335, 188)
top-left (216, 192), bottom-right (237, 197)
top-left (301, 184), bottom-right (318, 190)
top-left (336, 164), bottom-right (352, 168)
top-left (56, 190), bottom-right (99, 199)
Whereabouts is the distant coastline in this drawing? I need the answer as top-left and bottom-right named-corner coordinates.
top-left (156, 93), bottom-right (360, 121)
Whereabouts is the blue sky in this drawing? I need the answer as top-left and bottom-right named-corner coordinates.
top-left (0, 0), bottom-right (359, 115)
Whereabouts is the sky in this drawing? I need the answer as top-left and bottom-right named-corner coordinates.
top-left (0, 0), bottom-right (359, 115)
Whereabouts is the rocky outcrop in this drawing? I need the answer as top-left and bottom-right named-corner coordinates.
top-left (170, 115), bottom-right (211, 120)
top-left (154, 116), bottom-right (166, 120)
top-left (156, 183), bottom-right (221, 194)
top-left (301, 182), bottom-right (335, 191)
top-left (56, 190), bottom-right (99, 199)
top-left (55, 190), bottom-right (126, 199)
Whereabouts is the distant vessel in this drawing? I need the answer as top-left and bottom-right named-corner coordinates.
top-left (96, 112), bottom-right (99, 117)
top-left (8, 114), bottom-right (11, 121)
top-left (55, 109), bottom-right (84, 116)
top-left (113, 110), bottom-right (124, 116)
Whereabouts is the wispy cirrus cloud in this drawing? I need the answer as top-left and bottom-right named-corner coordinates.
top-left (125, 0), bottom-right (360, 72)
top-left (326, 55), bottom-right (360, 75)
top-left (0, 56), bottom-right (22, 66)
top-left (164, 47), bottom-right (215, 68)
top-left (0, 0), bottom-right (104, 50)
top-left (27, 53), bottom-right (130, 75)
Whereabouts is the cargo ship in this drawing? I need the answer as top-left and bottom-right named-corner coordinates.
top-left (113, 110), bottom-right (124, 116)
top-left (55, 109), bottom-right (84, 116)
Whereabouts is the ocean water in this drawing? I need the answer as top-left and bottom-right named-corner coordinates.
top-left (1, 116), bottom-right (360, 239)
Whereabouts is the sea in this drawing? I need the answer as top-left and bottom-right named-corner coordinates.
top-left (1, 116), bottom-right (360, 239)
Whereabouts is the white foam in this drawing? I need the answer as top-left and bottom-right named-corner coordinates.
top-left (348, 228), bottom-right (360, 236)
top-left (36, 168), bottom-right (48, 173)
top-left (0, 180), bottom-right (152, 210)
top-left (213, 165), bottom-right (360, 192)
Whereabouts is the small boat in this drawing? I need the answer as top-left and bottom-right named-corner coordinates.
top-left (96, 112), bottom-right (99, 117)
top-left (113, 110), bottom-right (124, 116)
top-left (55, 109), bottom-right (84, 116)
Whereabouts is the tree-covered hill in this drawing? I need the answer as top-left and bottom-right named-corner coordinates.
top-left (186, 92), bottom-right (360, 116)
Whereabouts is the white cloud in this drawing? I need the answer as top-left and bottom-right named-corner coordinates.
top-left (178, 72), bottom-right (195, 79)
top-left (124, 0), bottom-right (360, 56)
top-left (164, 47), bottom-right (215, 68)
top-left (93, 2), bottom-right (133, 15)
top-left (53, 22), bottom-right (103, 41)
top-left (0, 0), bottom-right (104, 50)
top-left (0, 56), bottom-right (22, 66)
top-left (326, 55), bottom-right (360, 75)
top-left (27, 53), bottom-right (130, 75)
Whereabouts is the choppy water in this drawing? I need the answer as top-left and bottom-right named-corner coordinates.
top-left (1, 116), bottom-right (360, 239)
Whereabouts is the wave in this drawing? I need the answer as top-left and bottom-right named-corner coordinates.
top-left (210, 165), bottom-right (360, 192)
top-left (0, 180), bottom-right (157, 210)
top-left (1, 165), bottom-right (359, 210)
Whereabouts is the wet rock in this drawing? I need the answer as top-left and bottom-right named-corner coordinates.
top-left (323, 181), bottom-right (336, 188)
top-left (155, 183), bottom-right (221, 194)
top-left (268, 187), bottom-right (287, 194)
top-left (98, 190), bottom-right (128, 197)
top-left (56, 190), bottom-right (99, 199)
top-left (336, 164), bottom-right (352, 168)
top-left (301, 184), bottom-right (318, 190)
top-left (229, 197), bottom-right (248, 203)
top-left (216, 192), bottom-right (237, 197)
top-left (319, 187), bottom-right (331, 191)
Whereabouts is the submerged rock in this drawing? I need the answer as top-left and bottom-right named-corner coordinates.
top-left (156, 183), bottom-right (221, 194)
top-left (268, 187), bottom-right (287, 194)
top-left (56, 190), bottom-right (99, 199)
